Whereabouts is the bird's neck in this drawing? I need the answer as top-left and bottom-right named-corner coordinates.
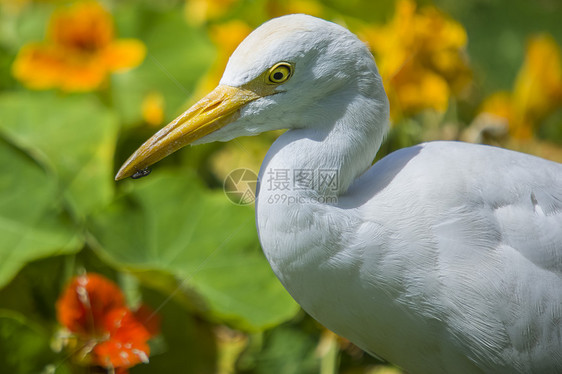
top-left (256, 85), bottom-right (388, 277)
top-left (258, 91), bottom-right (388, 199)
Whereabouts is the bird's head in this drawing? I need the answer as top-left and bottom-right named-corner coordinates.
top-left (115, 14), bottom-right (384, 180)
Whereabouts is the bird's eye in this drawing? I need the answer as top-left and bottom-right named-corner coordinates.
top-left (267, 62), bottom-right (294, 84)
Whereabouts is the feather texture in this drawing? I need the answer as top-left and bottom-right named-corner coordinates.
top-left (246, 15), bottom-right (562, 374)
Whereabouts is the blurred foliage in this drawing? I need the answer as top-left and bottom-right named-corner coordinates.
top-left (0, 0), bottom-right (561, 373)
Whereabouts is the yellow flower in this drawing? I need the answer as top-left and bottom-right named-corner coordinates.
top-left (480, 34), bottom-right (562, 139)
top-left (266, 0), bottom-right (324, 18)
top-left (12, 1), bottom-right (146, 92)
top-left (360, 0), bottom-right (471, 119)
top-left (142, 91), bottom-right (165, 127)
top-left (193, 20), bottom-right (252, 96)
top-left (184, 0), bottom-right (239, 25)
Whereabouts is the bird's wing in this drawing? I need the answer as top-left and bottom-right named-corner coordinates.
top-left (350, 141), bottom-right (562, 275)
top-left (343, 141), bottom-right (562, 372)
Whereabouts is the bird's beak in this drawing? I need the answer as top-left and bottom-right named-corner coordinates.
top-left (115, 85), bottom-right (261, 181)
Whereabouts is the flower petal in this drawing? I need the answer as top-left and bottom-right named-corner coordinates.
top-left (56, 273), bottom-right (125, 335)
top-left (360, 0), bottom-right (471, 119)
top-left (12, 43), bottom-right (65, 90)
top-left (142, 91), bottom-right (166, 126)
top-left (93, 307), bottom-right (151, 369)
top-left (12, 1), bottom-right (144, 92)
top-left (513, 35), bottom-right (562, 122)
top-left (59, 53), bottom-right (108, 92)
top-left (49, 1), bottom-right (114, 50)
top-left (103, 39), bottom-right (146, 72)
top-left (184, 0), bottom-right (240, 25)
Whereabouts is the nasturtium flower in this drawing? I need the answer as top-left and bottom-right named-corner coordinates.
top-left (480, 34), bottom-right (562, 139)
top-left (57, 273), bottom-right (125, 336)
top-left (12, 1), bottom-right (146, 92)
top-left (360, 0), bottom-right (471, 119)
top-left (142, 91), bottom-right (166, 126)
top-left (93, 307), bottom-right (151, 369)
top-left (56, 273), bottom-right (158, 373)
top-left (184, 0), bottom-right (239, 25)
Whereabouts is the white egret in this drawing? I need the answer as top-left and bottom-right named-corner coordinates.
top-left (116, 14), bottom-right (562, 373)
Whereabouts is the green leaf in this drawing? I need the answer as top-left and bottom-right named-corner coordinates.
top-left (0, 255), bottom-right (69, 323)
top-left (0, 92), bottom-right (118, 217)
top-left (0, 139), bottom-right (81, 288)
top-left (539, 107), bottom-right (562, 144)
top-left (0, 309), bottom-right (70, 374)
top-left (131, 287), bottom-right (217, 374)
top-left (0, 3), bottom-right (53, 51)
top-left (435, 0), bottom-right (562, 94)
top-left (89, 170), bottom-right (298, 331)
top-left (238, 323), bottom-right (320, 374)
top-left (111, 7), bottom-right (216, 127)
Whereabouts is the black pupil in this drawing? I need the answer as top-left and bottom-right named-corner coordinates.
top-left (273, 71), bottom-right (284, 81)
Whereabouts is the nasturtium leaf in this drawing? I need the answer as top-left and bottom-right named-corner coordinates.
top-left (0, 92), bottom-right (118, 217)
top-left (133, 287), bottom-right (217, 374)
top-left (0, 139), bottom-right (81, 288)
top-left (89, 170), bottom-right (298, 331)
top-left (237, 324), bottom-right (320, 374)
top-left (0, 310), bottom-right (70, 374)
top-left (111, 8), bottom-right (216, 127)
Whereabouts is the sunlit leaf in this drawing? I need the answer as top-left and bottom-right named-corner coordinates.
top-left (237, 324), bottom-right (320, 374)
top-left (132, 287), bottom-right (217, 374)
top-left (0, 309), bottom-right (70, 373)
top-left (0, 139), bottom-right (81, 288)
top-left (89, 170), bottom-right (299, 331)
top-left (0, 92), bottom-right (118, 217)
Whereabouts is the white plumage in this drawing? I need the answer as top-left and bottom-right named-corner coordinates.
top-left (117, 14), bottom-right (562, 373)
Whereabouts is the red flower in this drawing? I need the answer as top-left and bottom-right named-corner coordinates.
top-left (94, 307), bottom-right (151, 368)
top-left (56, 273), bottom-right (158, 372)
top-left (56, 273), bottom-right (125, 335)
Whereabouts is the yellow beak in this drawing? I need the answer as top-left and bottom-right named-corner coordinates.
top-left (115, 85), bottom-right (261, 181)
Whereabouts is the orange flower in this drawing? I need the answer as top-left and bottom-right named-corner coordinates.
top-left (56, 273), bottom-right (158, 372)
top-left (12, 1), bottom-right (146, 92)
top-left (93, 307), bottom-right (151, 368)
top-left (360, 0), bottom-right (471, 119)
top-left (142, 91), bottom-right (166, 126)
top-left (56, 273), bottom-right (125, 336)
top-left (480, 34), bottom-right (562, 139)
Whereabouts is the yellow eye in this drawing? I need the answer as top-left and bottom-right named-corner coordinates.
top-left (267, 62), bottom-right (294, 84)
